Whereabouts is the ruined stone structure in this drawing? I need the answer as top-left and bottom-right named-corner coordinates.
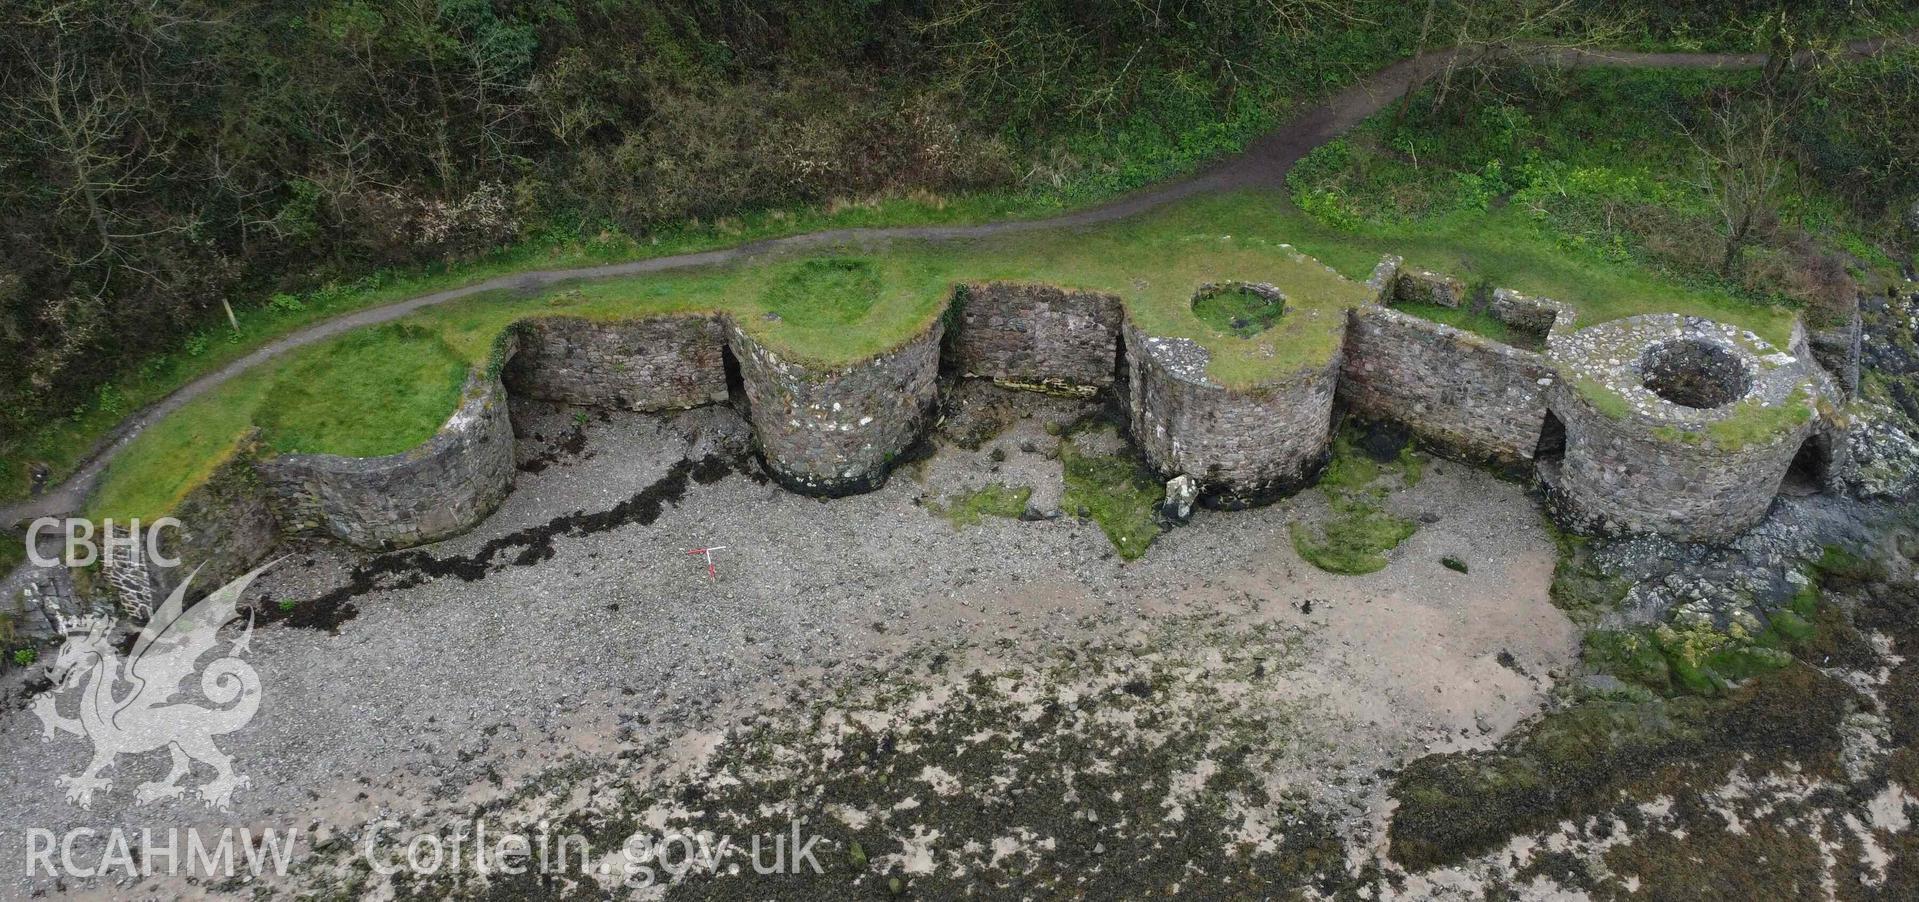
top-left (1540, 314), bottom-right (1825, 541)
top-left (143, 451), bottom-right (280, 600)
top-left (949, 282), bottom-right (1122, 394)
top-left (1340, 283), bottom-right (1571, 467)
top-left (255, 369), bottom-right (517, 549)
top-left (21, 249), bottom-right (1859, 623)
top-left (502, 314), bottom-right (730, 411)
top-left (1123, 323), bottom-right (1340, 508)
top-left (729, 318), bottom-right (945, 495)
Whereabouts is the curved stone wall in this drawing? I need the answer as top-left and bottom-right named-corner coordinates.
top-left (1340, 305), bottom-right (1558, 466)
top-left (728, 317), bottom-right (945, 495)
top-left (502, 314), bottom-right (730, 411)
top-left (255, 368), bottom-right (517, 549)
top-left (1544, 314), bottom-right (1822, 541)
top-left (1123, 322), bottom-right (1340, 507)
top-left (949, 282), bottom-right (1122, 393)
top-left (45, 268), bottom-right (1856, 584)
top-left (151, 448), bottom-right (281, 599)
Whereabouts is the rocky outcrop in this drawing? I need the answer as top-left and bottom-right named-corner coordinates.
top-left (502, 314), bottom-right (730, 411)
top-left (1394, 269), bottom-right (1467, 308)
top-left (729, 318), bottom-right (945, 495)
top-left (255, 369), bottom-right (517, 549)
top-left (1124, 322), bottom-right (1340, 507)
top-left (949, 282), bottom-right (1122, 394)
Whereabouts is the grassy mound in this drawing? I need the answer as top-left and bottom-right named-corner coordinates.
top-left (760, 258), bottom-right (882, 327)
top-left (255, 324), bottom-right (470, 457)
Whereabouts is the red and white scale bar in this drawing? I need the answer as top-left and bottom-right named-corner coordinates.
top-left (686, 546), bottom-right (727, 580)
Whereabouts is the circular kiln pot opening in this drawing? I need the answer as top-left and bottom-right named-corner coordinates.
top-left (1639, 338), bottom-right (1752, 410)
top-left (1192, 282), bottom-right (1286, 338)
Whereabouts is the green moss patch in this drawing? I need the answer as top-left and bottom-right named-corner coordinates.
top-left (1291, 428), bottom-right (1419, 575)
top-left (1060, 435), bottom-right (1164, 561)
top-left (1392, 299), bottom-right (1530, 348)
top-left (929, 484), bottom-right (1032, 527)
top-left (1290, 500), bottom-right (1415, 576)
top-left (255, 324), bottom-right (471, 457)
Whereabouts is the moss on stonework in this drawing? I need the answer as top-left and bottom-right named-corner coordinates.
top-left (1701, 386), bottom-right (1814, 450)
top-left (1060, 436), bottom-right (1164, 560)
top-left (1392, 299), bottom-right (1528, 347)
top-left (929, 484), bottom-right (1031, 527)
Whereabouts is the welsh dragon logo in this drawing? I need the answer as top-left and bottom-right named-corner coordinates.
top-left (31, 561), bottom-right (275, 810)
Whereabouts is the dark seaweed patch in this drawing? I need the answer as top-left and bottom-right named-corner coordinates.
top-left (282, 454), bottom-right (758, 621)
top-left (516, 421), bottom-right (590, 474)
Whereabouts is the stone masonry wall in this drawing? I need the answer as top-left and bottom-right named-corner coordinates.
top-left (1124, 322), bottom-right (1340, 507)
top-left (1340, 306), bottom-right (1557, 465)
top-left (729, 318), bottom-right (945, 495)
top-left (1546, 379), bottom-right (1812, 541)
top-left (502, 314), bottom-right (730, 411)
top-left (255, 369), bottom-right (517, 549)
top-left (1544, 315), bottom-right (1821, 541)
top-left (949, 282), bottom-right (1122, 393)
top-left (130, 447), bottom-right (279, 605)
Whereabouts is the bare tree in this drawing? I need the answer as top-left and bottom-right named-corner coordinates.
top-left (1410, 0), bottom-right (1639, 114)
top-left (1679, 23), bottom-right (1829, 276)
top-left (1684, 90), bottom-right (1795, 275)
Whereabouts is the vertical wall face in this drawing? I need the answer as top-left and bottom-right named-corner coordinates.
top-left (728, 319), bottom-right (945, 495)
top-left (1547, 381), bottom-right (1809, 540)
top-left (1339, 306), bottom-right (1556, 465)
top-left (1544, 315), bottom-right (1821, 542)
top-left (1123, 323), bottom-right (1339, 507)
top-left (91, 452), bottom-right (280, 611)
top-left (502, 315), bottom-right (730, 411)
top-left (256, 372), bottom-right (517, 549)
top-left (949, 282), bottom-right (1123, 392)
top-left (148, 450), bottom-right (280, 601)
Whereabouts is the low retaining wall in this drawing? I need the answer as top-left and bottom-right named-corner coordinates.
top-left (502, 314), bottom-right (730, 411)
top-left (949, 282), bottom-right (1122, 393)
top-left (1545, 315), bottom-right (1821, 541)
top-left (1340, 303), bottom-right (1561, 466)
top-left (1124, 323), bottom-right (1340, 507)
top-left (256, 369), bottom-right (517, 549)
top-left (729, 318), bottom-right (945, 495)
top-left (147, 448), bottom-right (279, 601)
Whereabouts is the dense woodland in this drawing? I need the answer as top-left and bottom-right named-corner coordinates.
top-left (1, 0), bottom-right (1915, 477)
